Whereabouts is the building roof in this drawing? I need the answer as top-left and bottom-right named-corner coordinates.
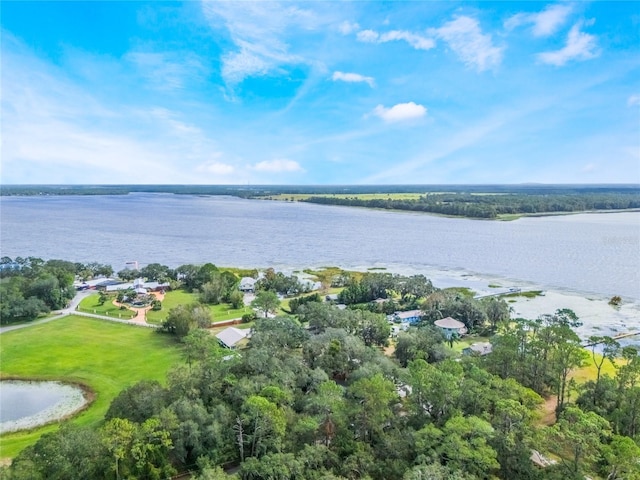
top-left (464, 342), bottom-right (493, 355)
top-left (105, 282), bottom-right (134, 291)
top-left (239, 277), bottom-right (257, 290)
top-left (395, 309), bottom-right (422, 319)
top-left (434, 317), bottom-right (465, 329)
top-left (216, 327), bottom-right (248, 348)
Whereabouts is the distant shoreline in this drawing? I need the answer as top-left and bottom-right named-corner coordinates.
top-left (2, 184), bottom-right (639, 221)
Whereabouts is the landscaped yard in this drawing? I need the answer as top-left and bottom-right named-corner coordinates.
top-left (145, 289), bottom-right (250, 324)
top-left (77, 293), bottom-right (137, 319)
top-left (0, 315), bottom-right (183, 458)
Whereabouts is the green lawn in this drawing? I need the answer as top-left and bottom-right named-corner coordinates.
top-left (145, 289), bottom-right (250, 325)
top-left (265, 193), bottom-right (425, 201)
top-left (77, 293), bottom-right (136, 319)
top-left (569, 353), bottom-right (622, 384)
top-left (0, 315), bottom-right (183, 459)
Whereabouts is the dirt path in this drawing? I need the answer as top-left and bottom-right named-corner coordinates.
top-left (539, 396), bottom-right (558, 426)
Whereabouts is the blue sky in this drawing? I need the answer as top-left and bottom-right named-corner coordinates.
top-left (1, 1), bottom-right (639, 184)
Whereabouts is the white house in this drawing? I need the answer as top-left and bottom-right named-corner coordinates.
top-left (434, 317), bottom-right (467, 339)
top-left (299, 278), bottom-right (322, 291)
top-left (239, 277), bottom-right (257, 293)
top-left (389, 309), bottom-right (423, 325)
top-left (104, 278), bottom-right (169, 292)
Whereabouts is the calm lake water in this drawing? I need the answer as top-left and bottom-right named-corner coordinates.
top-left (0, 381), bottom-right (87, 433)
top-left (1, 194), bottom-right (639, 300)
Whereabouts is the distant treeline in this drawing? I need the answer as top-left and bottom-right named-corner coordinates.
top-left (2, 183), bottom-right (639, 198)
top-left (301, 192), bottom-right (640, 218)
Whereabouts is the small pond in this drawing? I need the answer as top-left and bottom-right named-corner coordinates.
top-left (0, 380), bottom-right (89, 434)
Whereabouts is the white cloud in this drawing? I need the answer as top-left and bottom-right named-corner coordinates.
top-left (338, 21), bottom-right (360, 35)
top-left (537, 23), bottom-right (599, 66)
top-left (372, 102), bottom-right (427, 122)
top-left (332, 71), bottom-right (375, 87)
top-left (628, 94), bottom-right (640, 107)
top-left (379, 30), bottom-right (435, 50)
top-left (429, 16), bottom-right (503, 71)
top-left (357, 29), bottom-right (379, 43)
top-left (253, 159), bottom-right (303, 172)
top-left (202, 1), bottom-right (329, 85)
top-left (197, 161), bottom-right (235, 175)
top-left (504, 4), bottom-right (573, 37)
top-left (357, 28), bottom-right (434, 50)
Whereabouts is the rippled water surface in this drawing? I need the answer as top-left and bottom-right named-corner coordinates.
top-left (1, 194), bottom-right (638, 299)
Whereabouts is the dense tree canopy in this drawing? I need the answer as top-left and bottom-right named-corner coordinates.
top-left (3, 261), bottom-right (639, 480)
top-left (0, 257), bottom-right (76, 324)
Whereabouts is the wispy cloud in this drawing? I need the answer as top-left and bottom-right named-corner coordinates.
top-left (356, 29), bottom-right (435, 50)
top-left (627, 94), bottom-right (640, 107)
top-left (1, 36), bottom-right (225, 183)
top-left (253, 158), bottom-right (303, 172)
top-left (338, 21), bottom-right (360, 35)
top-left (505, 4), bottom-right (574, 37)
top-left (429, 16), bottom-right (503, 71)
top-left (196, 161), bottom-right (235, 175)
top-left (125, 51), bottom-right (207, 91)
top-left (332, 71), bottom-right (375, 87)
top-left (537, 22), bottom-right (599, 66)
top-left (371, 102), bottom-right (427, 122)
top-left (201, 1), bottom-right (327, 86)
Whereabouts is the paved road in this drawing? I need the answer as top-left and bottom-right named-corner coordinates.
top-left (0, 291), bottom-right (158, 335)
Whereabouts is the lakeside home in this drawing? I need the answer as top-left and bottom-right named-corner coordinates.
top-left (434, 317), bottom-right (467, 339)
top-left (238, 277), bottom-right (257, 293)
top-left (388, 309), bottom-right (423, 325)
top-left (102, 279), bottom-right (169, 293)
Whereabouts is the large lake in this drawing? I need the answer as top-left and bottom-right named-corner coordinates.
top-left (1, 194), bottom-right (639, 300)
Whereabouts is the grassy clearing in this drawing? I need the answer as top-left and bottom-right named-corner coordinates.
top-left (496, 214), bottom-right (523, 221)
top-left (501, 290), bottom-right (544, 299)
top-left (145, 289), bottom-right (250, 325)
top-left (77, 294), bottom-right (136, 319)
top-left (442, 287), bottom-right (476, 298)
top-left (0, 315), bottom-right (182, 458)
top-left (569, 354), bottom-right (622, 384)
top-left (219, 266), bottom-right (259, 278)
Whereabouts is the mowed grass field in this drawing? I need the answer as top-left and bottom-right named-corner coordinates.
top-left (0, 315), bottom-right (183, 458)
top-left (145, 289), bottom-right (250, 324)
top-left (77, 293), bottom-right (137, 319)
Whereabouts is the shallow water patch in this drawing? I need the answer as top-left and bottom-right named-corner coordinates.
top-left (0, 380), bottom-right (89, 434)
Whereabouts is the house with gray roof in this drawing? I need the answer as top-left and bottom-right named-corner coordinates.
top-left (239, 277), bottom-right (257, 293)
top-left (434, 317), bottom-right (467, 339)
top-left (216, 327), bottom-right (248, 349)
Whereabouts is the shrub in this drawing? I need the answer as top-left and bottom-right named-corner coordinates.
top-left (242, 312), bottom-right (257, 323)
